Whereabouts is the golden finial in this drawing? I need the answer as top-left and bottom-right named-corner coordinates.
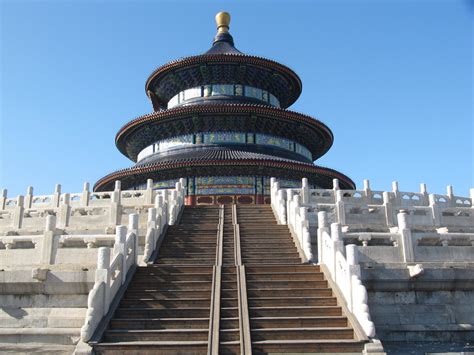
top-left (215, 11), bottom-right (231, 33)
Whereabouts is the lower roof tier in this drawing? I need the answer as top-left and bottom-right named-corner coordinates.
top-left (93, 149), bottom-right (355, 191)
top-left (115, 104), bottom-right (334, 162)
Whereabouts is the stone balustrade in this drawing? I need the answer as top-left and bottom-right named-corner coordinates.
top-left (0, 178), bottom-right (186, 267)
top-left (270, 177), bottom-right (474, 339)
top-left (0, 178), bottom-right (186, 353)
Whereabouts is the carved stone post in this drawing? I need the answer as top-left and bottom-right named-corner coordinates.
top-left (301, 178), bottom-right (309, 204)
top-left (0, 189), bottom-right (7, 210)
top-left (12, 195), bottom-right (24, 229)
top-left (58, 193), bottom-right (71, 228)
top-left (82, 182), bottom-right (90, 207)
top-left (397, 211), bottom-right (415, 263)
top-left (25, 186), bottom-right (34, 209)
top-left (110, 181), bottom-right (122, 225)
top-left (145, 179), bottom-right (154, 204)
top-left (53, 184), bottom-right (61, 208)
top-left (41, 215), bottom-right (56, 265)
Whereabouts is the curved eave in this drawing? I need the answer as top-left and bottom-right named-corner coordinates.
top-left (115, 104), bottom-right (334, 162)
top-left (145, 53), bottom-right (303, 109)
top-left (93, 159), bottom-right (355, 192)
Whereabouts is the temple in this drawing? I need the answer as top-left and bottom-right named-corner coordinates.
top-left (94, 12), bottom-right (355, 205)
top-left (0, 11), bottom-right (472, 355)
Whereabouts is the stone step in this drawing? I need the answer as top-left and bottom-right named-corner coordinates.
top-left (132, 274), bottom-right (213, 282)
top-left (142, 265), bottom-right (214, 272)
top-left (0, 328), bottom-right (80, 346)
top-left (251, 327), bottom-right (354, 340)
top-left (0, 307), bottom-right (86, 328)
top-left (128, 282), bottom-right (212, 290)
top-left (246, 272), bottom-right (323, 281)
top-left (93, 341), bottom-right (208, 354)
top-left (249, 306), bottom-right (342, 317)
top-left (109, 318), bottom-right (210, 330)
top-left (248, 296), bottom-right (337, 307)
top-left (155, 259), bottom-right (215, 265)
top-left (241, 259), bottom-right (302, 265)
top-left (245, 280), bottom-right (328, 288)
top-left (103, 329), bottom-right (209, 342)
top-left (125, 290), bottom-right (211, 299)
top-left (250, 316), bottom-right (348, 329)
top-left (115, 307), bottom-right (210, 318)
top-left (247, 288), bottom-right (332, 298)
top-left (251, 339), bottom-right (365, 353)
top-left (120, 298), bottom-right (211, 308)
top-left (246, 264), bottom-right (320, 272)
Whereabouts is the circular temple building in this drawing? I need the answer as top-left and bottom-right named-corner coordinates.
top-left (94, 12), bottom-right (355, 205)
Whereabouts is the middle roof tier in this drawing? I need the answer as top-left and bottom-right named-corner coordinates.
top-left (116, 103), bottom-right (334, 162)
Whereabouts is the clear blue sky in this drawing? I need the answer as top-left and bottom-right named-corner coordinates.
top-left (1, 0), bottom-right (472, 198)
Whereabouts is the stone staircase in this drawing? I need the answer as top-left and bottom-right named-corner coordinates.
top-left (237, 206), bottom-right (365, 354)
top-left (91, 204), bottom-right (367, 354)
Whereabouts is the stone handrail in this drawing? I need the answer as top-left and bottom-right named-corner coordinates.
top-left (271, 178), bottom-right (474, 232)
top-left (80, 223), bottom-right (137, 342)
top-left (79, 178), bottom-right (186, 342)
top-left (270, 176), bottom-right (474, 338)
top-left (318, 212), bottom-right (376, 337)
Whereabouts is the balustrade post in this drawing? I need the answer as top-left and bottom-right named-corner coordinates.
top-left (128, 213), bottom-right (139, 265)
top-left (110, 181), bottom-right (122, 225)
top-left (115, 225), bottom-right (127, 283)
top-left (420, 183), bottom-right (428, 205)
top-left (41, 215), bottom-right (56, 265)
top-left (329, 223), bottom-right (343, 280)
top-left (301, 178), bottom-right (309, 204)
top-left (53, 184), bottom-right (61, 208)
top-left (333, 178), bottom-right (340, 191)
top-left (383, 191), bottom-right (394, 226)
top-left (335, 190), bottom-right (346, 225)
top-left (145, 179), bottom-right (154, 204)
top-left (0, 189), bottom-right (7, 210)
top-left (429, 194), bottom-right (441, 227)
top-left (470, 189), bottom-right (474, 209)
top-left (58, 193), bottom-right (71, 228)
top-left (300, 206), bottom-right (313, 262)
top-left (345, 244), bottom-right (360, 311)
top-left (144, 208), bottom-right (157, 262)
top-left (82, 182), bottom-right (90, 206)
top-left (277, 189), bottom-right (286, 224)
top-left (317, 211), bottom-right (329, 264)
top-left (397, 211), bottom-right (415, 262)
top-left (363, 179), bottom-right (371, 202)
top-left (169, 190), bottom-right (178, 225)
top-left (447, 185), bottom-right (455, 207)
top-left (25, 186), bottom-right (33, 209)
top-left (97, 247), bottom-right (111, 314)
top-left (12, 195), bottom-right (24, 229)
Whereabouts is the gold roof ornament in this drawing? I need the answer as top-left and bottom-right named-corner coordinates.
top-left (215, 11), bottom-right (231, 33)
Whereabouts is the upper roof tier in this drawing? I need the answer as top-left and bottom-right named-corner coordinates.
top-left (145, 12), bottom-right (303, 110)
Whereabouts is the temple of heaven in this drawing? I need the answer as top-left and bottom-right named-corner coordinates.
top-left (94, 12), bottom-right (355, 205)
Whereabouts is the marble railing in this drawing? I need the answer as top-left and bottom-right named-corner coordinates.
top-left (270, 177), bottom-right (474, 338)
